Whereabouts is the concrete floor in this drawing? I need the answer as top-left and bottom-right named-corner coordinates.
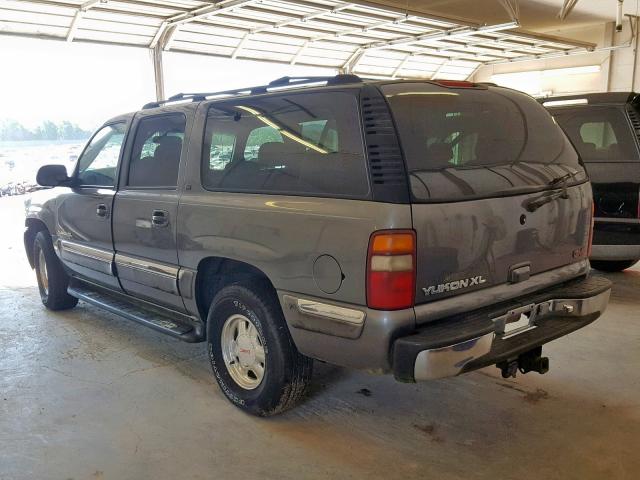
top-left (1, 194), bottom-right (639, 480)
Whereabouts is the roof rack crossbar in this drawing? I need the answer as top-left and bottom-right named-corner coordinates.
top-left (142, 74), bottom-right (362, 109)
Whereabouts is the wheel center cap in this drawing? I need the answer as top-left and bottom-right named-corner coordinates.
top-left (236, 335), bottom-right (255, 366)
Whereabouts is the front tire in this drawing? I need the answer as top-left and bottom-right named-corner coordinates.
top-left (206, 280), bottom-right (312, 416)
top-left (33, 231), bottom-right (78, 310)
top-left (590, 259), bottom-right (638, 272)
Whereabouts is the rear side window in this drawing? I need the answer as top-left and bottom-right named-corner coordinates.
top-left (244, 126), bottom-right (283, 161)
top-left (382, 82), bottom-right (586, 202)
top-left (551, 106), bottom-right (639, 162)
top-left (128, 114), bottom-right (186, 188)
top-left (201, 91), bottom-right (368, 198)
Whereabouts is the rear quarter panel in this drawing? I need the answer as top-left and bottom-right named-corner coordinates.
top-left (177, 194), bottom-right (411, 306)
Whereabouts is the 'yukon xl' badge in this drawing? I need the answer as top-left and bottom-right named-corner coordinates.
top-left (422, 276), bottom-right (486, 296)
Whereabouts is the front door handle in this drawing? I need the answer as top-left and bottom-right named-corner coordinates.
top-left (96, 204), bottom-right (108, 217)
top-left (151, 210), bottom-right (169, 227)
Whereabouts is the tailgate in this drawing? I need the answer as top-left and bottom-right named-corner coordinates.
top-left (411, 184), bottom-right (592, 304)
top-left (380, 81), bottom-right (592, 306)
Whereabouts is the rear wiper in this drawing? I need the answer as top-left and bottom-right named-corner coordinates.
top-left (525, 189), bottom-right (568, 212)
top-left (525, 171), bottom-right (581, 212)
top-left (548, 170), bottom-right (580, 187)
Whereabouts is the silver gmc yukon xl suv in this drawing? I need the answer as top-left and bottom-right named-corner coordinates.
top-left (25, 75), bottom-right (612, 416)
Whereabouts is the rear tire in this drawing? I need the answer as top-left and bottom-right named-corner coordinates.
top-left (590, 259), bottom-right (638, 272)
top-left (33, 231), bottom-right (78, 310)
top-left (206, 280), bottom-right (312, 416)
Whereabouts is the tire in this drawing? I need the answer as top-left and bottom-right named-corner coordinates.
top-left (590, 259), bottom-right (639, 272)
top-left (206, 280), bottom-right (313, 416)
top-left (33, 231), bottom-right (78, 310)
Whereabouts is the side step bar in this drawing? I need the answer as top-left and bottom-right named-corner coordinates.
top-left (68, 283), bottom-right (204, 343)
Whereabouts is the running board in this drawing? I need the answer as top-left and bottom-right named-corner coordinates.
top-left (68, 283), bottom-right (203, 342)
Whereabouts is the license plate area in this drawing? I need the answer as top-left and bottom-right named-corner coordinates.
top-left (492, 301), bottom-right (552, 339)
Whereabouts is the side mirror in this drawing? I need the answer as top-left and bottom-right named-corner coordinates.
top-left (36, 164), bottom-right (72, 187)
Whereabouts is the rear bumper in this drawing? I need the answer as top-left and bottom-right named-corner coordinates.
top-left (392, 275), bottom-right (612, 382)
top-left (590, 244), bottom-right (640, 261)
top-left (592, 219), bottom-right (640, 260)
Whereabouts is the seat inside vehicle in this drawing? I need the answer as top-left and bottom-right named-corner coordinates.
top-left (129, 135), bottom-right (182, 187)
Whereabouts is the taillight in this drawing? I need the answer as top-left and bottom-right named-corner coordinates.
top-left (587, 201), bottom-right (595, 257)
top-left (366, 230), bottom-right (416, 310)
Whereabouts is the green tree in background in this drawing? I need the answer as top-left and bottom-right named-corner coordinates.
top-left (0, 120), bottom-right (32, 141)
top-left (0, 119), bottom-right (92, 141)
top-left (35, 120), bottom-right (59, 141)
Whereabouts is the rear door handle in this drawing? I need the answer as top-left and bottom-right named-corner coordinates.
top-left (96, 203), bottom-right (108, 217)
top-left (151, 209), bottom-right (169, 227)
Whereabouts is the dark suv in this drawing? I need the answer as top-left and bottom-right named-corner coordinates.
top-left (542, 92), bottom-right (640, 271)
top-left (25, 76), bottom-right (611, 416)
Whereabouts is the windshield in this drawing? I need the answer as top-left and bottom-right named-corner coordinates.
top-left (382, 82), bottom-right (586, 202)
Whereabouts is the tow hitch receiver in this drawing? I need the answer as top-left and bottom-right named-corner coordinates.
top-left (497, 346), bottom-right (549, 378)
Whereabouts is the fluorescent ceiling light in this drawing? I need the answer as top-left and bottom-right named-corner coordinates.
top-left (543, 98), bottom-right (589, 107)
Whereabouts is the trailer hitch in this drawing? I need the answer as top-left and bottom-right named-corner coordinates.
top-left (497, 346), bottom-right (549, 378)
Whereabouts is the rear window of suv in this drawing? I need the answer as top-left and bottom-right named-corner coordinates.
top-left (382, 82), bottom-right (586, 202)
top-left (550, 106), bottom-right (639, 163)
top-left (201, 90), bottom-right (369, 198)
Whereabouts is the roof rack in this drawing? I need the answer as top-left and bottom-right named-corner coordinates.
top-left (142, 74), bottom-right (363, 110)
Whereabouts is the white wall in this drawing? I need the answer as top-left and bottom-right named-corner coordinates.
top-left (473, 22), bottom-right (639, 95)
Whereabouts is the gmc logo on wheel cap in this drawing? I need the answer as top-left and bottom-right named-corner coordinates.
top-left (422, 276), bottom-right (487, 296)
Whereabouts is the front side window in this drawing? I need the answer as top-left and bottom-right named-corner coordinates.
top-left (77, 123), bottom-right (126, 187)
top-left (201, 91), bottom-right (368, 197)
top-left (127, 114), bottom-right (186, 188)
top-left (551, 106), bottom-right (639, 162)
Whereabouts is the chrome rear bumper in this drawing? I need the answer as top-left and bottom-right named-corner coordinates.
top-left (392, 276), bottom-right (612, 382)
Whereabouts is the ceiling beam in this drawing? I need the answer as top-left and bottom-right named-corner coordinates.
top-left (158, 0), bottom-right (260, 51)
top-left (166, 0), bottom-right (259, 27)
top-left (250, 2), bottom-right (354, 35)
top-left (465, 63), bottom-right (483, 81)
top-left (289, 40), bottom-right (310, 65)
top-left (308, 13), bottom-right (418, 43)
top-left (430, 59), bottom-right (448, 79)
top-left (558, 0), bottom-right (580, 21)
top-left (486, 41), bottom-right (631, 65)
top-left (231, 31), bottom-right (251, 59)
top-left (498, 0), bottom-right (520, 23)
top-left (67, 0), bottom-right (105, 42)
top-left (391, 53), bottom-right (411, 78)
top-left (235, 1), bottom-right (354, 59)
top-left (149, 21), bottom-right (167, 48)
top-left (286, 9), bottom-right (423, 67)
top-left (362, 21), bottom-right (519, 52)
top-left (341, 47), bottom-right (364, 73)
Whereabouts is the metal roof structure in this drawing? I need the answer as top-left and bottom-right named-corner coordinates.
top-left (0, 0), bottom-right (599, 98)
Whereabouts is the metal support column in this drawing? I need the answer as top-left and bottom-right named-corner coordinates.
top-left (629, 15), bottom-right (639, 91)
top-left (152, 45), bottom-right (165, 102)
top-left (603, 21), bottom-right (615, 92)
